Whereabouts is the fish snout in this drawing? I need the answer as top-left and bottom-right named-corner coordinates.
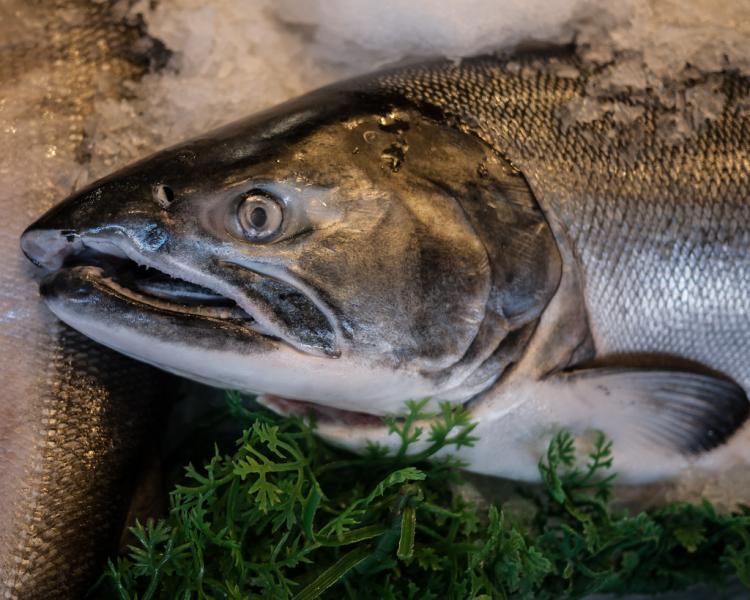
top-left (21, 184), bottom-right (110, 270)
top-left (21, 178), bottom-right (170, 271)
top-left (21, 224), bottom-right (84, 271)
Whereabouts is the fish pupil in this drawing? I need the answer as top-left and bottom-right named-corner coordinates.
top-left (250, 206), bottom-right (267, 228)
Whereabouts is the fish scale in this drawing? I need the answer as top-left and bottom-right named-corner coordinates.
top-left (377, 58), bottom-right (750, 391)
top-left (2, 329), bottom-right (162, 597)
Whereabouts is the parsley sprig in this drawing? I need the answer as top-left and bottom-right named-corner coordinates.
top-left (99, 394), bottom-right (750, 599)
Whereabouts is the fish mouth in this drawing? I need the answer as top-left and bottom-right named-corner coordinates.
top-left (38, 240), bottom-right (338, 357)
top-left (43, 258), bottom-right (256, 323)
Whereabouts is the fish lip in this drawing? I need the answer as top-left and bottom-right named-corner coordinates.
top-left (42, 264), bottom-right (262, 324)
top-left (38, 234), bottom-right (340, 357)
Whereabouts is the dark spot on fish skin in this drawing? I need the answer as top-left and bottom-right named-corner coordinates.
top-left (381, 140), bottom-right (408, 172)
top-left (176, 150), bottom-right (197, 165)
top-left (378, 116), bottom-right (410, 133)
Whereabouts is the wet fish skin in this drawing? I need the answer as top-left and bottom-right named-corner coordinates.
top-left (20, 52), bottom-right (750, 484)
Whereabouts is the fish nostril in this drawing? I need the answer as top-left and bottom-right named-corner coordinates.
top-left (152, 184), bottom-right (174, 209)
top-left (139, 224), bottom-right (169, 251)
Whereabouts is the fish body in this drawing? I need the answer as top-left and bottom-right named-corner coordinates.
top-left (1, 2), bottom-right (170, 597)
top-left (21, 52), bottom-right (750, 485)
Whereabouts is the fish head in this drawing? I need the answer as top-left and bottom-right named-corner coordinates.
top-left (21, 88), bottom-right (561, 418)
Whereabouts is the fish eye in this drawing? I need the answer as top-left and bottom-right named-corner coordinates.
top-left (236, 191), bottom-right (284, 241)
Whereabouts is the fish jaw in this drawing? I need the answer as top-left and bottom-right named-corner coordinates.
top-left (35, 251), bottom-right (448, 413)
top-left (21, 217), bottom-right (469, 413)
top-left (22, 220), bottom-right (341, 360)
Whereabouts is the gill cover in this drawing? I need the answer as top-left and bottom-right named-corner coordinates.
top-left (351, 102), bottom-right (563, 394)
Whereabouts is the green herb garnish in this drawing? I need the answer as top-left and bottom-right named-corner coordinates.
top-left (99, 394), bottom-right (750, 598)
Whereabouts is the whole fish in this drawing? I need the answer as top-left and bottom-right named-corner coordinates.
top-left (1, 1), bottom-right (170, 597)
top-left (21, 50), bottom-right (750, 485)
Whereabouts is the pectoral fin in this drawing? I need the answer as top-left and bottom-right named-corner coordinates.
top-left (554, 368), bottom-right (749, 455)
